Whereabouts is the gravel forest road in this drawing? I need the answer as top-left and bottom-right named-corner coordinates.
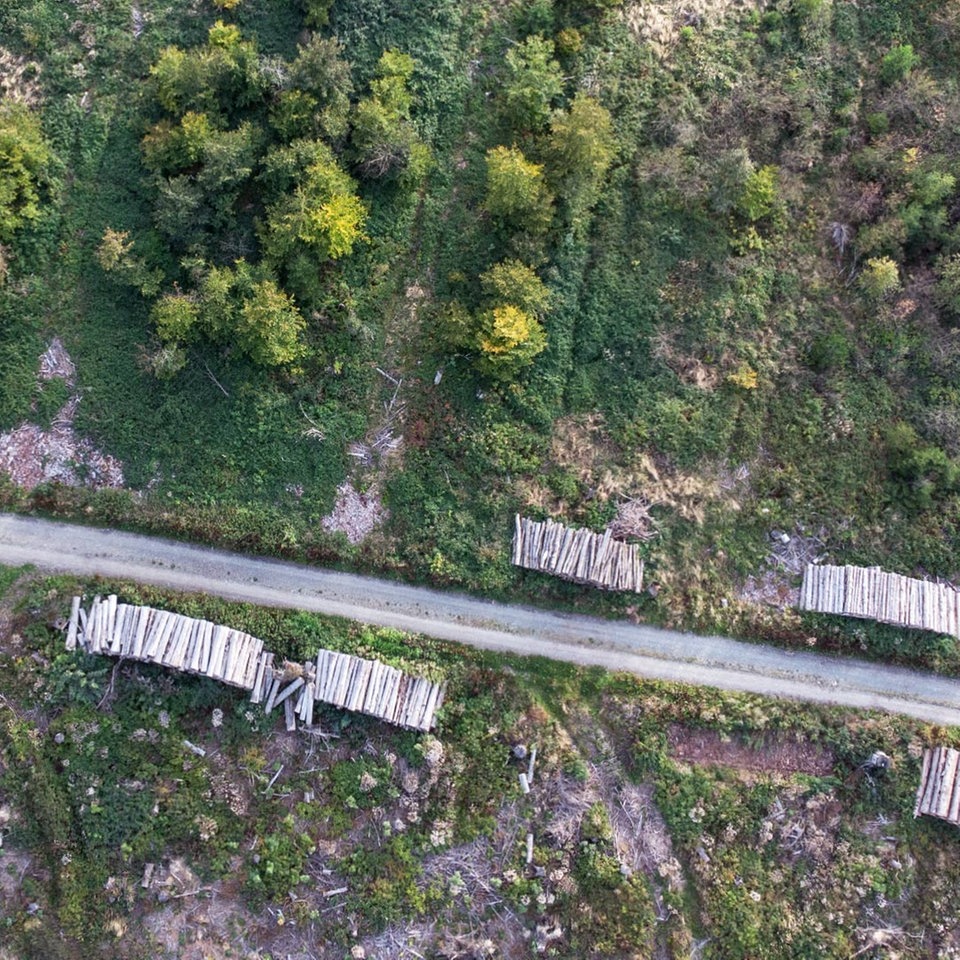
top-left (2, 514), bottom-right (960, 725)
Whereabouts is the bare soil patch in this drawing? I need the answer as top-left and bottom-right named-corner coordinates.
top-left (0, 339), bottom-right (124, 491)
top-left (667, 724), bottom-right (835, 777)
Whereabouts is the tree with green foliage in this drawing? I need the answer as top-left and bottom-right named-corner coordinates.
top-left (275, 35), bottom-right (353, 142)
top-left (479, 259), bottom-right (551, 318)
top-left (502, 35), bottom-right (564, 132)
top-left (859, 256), bottom-right (900, 300)
top-left (150, 261), bottom-right (306, 367)
top-left (151, 291), bottom-right (201, 342)
top-left (484, 145), bottom-right (553, 233)
top-left (441, 259), bottom-right (550, 382)
top-left (474, 304), bottom-right (546, 380)
top-left (738, 165), bottom-right (778, 222)
top-left (143, 116), bottom-right (258, 251)
top-left (150, 21), bottom-right (265, 119)
top-left (95, 228), bottom-right (163, 297)
top-left (547, 93), bottom-right (617, 217)
top-left (151, 176), bottom-right (207, 250)
top-left (260, 139), bottom-right (367, 267)
top-left (141, 111), bottom-right (217, 173)
top-left (885, 421), bottom-right (959, 510)
top-left (301, 0), bottom-right (333, 28)
top-left (0, 102), bottom-right (52, 242)
top-left (236, 278), bottom-right (306, 366)
top-left (934, 253), bottom-right (960, 321)
top-left (351, 50), bottom-right (426, 181)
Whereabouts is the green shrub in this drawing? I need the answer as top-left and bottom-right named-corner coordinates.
top-left (807, 331), bottom-right (851, 372)
top-left (247, 815), bottom-right (316, 901)
top-left (865, 111), bottom-right (890, 136)
top-left (879, 43), bottom-right (919, 85)
top-left (858, 256), bottom-right (900, 300)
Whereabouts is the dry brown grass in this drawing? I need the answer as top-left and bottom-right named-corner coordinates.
top-left (521, 413), bottom-right (729, 530)
top-left (622, 0), bottom-right (771, 57)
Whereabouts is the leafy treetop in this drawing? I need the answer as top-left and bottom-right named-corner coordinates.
top-left (0, 102), bottom-right (53, 243)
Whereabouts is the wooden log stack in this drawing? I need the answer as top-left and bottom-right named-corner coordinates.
top-left (66, 597), bottom-right (445, 733)
top-left (799, 564), bottom-right (960, 639)
top-left (253, 651), bottom-right (445, 733)
top-left (511, 515), bottom-right (644, 594)
top-left (915, 746), bottom-right (960, 824)
top-left (72, 597), bottom-right (263, 689)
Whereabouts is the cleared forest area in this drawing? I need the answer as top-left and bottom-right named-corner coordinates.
top-left (2, 568), bottom-right (960, 960)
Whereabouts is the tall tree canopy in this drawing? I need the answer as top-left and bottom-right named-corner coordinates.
top-left (0, 101), bottom-right (53, 243)
top-left (484, 145), bottom-right (553, 233)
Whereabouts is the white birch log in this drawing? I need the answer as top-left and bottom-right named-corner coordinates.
top-left (66, 596), bottom-right (81, 651)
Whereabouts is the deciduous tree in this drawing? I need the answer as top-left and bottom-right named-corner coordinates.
top-left (502, 35), bottom-right (563, 132)
top-left (859, 256), bottom-right (900, 300)
top-left (279, 35), bottom-right (353, 141)
top-left (151, 261), bottom-right (307, 367)
top-left (547, 93), bottom-right (616, 215)
top-left (479, 259), bottom-right (551, 318)
top-left (236, 278), bottom-right (306, 366)
top-left (474, 304), bottom-right (546, 380)
top-left (351, 50), bottom-right (425, 181)
top-left (0, 102), bottom-right (52, 242)
top-left (95, 228), bottom-right (163, 297)
top-left (484, 145), bottom-right (553, 233)
top-left (260, 140), bottom-right (367, 266)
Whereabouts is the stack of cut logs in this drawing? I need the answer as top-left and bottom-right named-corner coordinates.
top-left (799, 564), bottom-right (960, 639)
top-left (915, 746), bottom-right (960, 824)
top-left (67, 595), bottom-right (263, 689)
top-left (252, 650), bottom-right (445, 732)
top-left (511, 515), bottom-right (644, 594)
top-left (66, 597), bottom-right (444, 732)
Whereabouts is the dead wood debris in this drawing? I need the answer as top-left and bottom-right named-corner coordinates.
top-left (607, 497), bottom-right (660, 542)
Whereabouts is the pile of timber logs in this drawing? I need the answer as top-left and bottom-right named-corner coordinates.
top-left (70, 596), bottom-right (263, 689)
top-left (511, 515), bottom-right (644, 594)
top-left (65, 597), bottom-right (444, 732)
top-left (799, 564), bottom-right (960, 639)
top-left (253, 651), bottom-right (444, 732)
top-left (915, 747), bottom-right (960, 824)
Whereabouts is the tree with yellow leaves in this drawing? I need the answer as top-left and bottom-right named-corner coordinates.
top-left (474, 304), bottom-right (547, 380)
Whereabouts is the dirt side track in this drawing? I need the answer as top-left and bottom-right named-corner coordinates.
top-left (2, 514), bottom-right (960, 725)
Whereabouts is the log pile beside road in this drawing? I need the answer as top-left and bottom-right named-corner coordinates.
top-left (67, 597), bottom-right (444, 731)
top-left (799, 564), bottom-right (960, 638)
top-left (915, 746), bottom-right (960, 824)
top-left (511, 515), bottom-right (644, 594)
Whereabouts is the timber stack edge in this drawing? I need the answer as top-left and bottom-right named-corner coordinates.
top-left (915, 746), bottom-right (960, 824)
top-left (799, 563), bottom-right (960, 639)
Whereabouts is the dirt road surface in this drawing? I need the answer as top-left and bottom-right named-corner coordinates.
top-left (2, 514), bottom-right (960, 725)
